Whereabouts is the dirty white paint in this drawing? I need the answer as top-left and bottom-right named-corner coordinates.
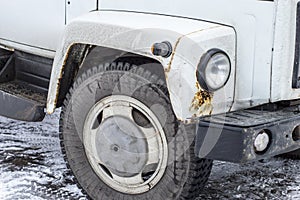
top-left (0, 0), bottom-right (65, 53)
top-left (66, 0), bottom-right (97, 23)
top-left (167, 27), bottom-right (236, 119)
top-left (46, 11), bottom-right (236, 120)
top-left (100, 0), bottom-right (276, 110)
top-left (271, 0), bottom-right (300, 102)
top-left (0, 40), bottom-right (55, 58)
top-left (0, 0), bottom-right (96, 57)
top-left (1, 0), bottom-right (299, 121)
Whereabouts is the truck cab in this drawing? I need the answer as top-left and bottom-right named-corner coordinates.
top-left (0, 0), bottom-right (300, 199)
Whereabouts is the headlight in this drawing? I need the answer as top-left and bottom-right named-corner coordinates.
top-left (197, 49), bottom-right (231, 91)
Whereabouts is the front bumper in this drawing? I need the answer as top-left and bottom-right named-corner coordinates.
top-left (195, 109), bottom-right (300, 163)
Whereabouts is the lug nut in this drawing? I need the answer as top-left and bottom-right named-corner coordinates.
top-left (111, 144), bottom-right (120, 152)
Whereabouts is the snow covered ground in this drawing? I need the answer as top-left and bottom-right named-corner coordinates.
top-left (0, 111), bottom-right (300, 199)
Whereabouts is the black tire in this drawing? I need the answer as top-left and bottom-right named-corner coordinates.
top-left (60, 62), bottom-right (213, 200)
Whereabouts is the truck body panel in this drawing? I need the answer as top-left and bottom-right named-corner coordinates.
top-left (271, 0), bottom-right (300, 102)
top-left (2, 0), bottom-right (300, 120)
top-left (0, 0), bottom-right (96, 58)
top-left (46, 11), bottom-right (236, 120)
top-left (0, 0), bottom-right (65, 53)
top-left (100, 0), bottom-right (276, 110)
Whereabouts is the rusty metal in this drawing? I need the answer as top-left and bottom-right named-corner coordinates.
top-left (165, 36), bottom-right (183, 73)
top-left (165, 26), bottom-right (221, 74)
top-left (190, 82), bottom-right (213, 116)
top-left (50, 43), bottom-right (90, 109)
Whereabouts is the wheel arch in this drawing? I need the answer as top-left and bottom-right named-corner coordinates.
top-left (47, 11), bottom-right (236, 121)
top-left (55, 44), bottom-right (166, 108)
top-left (47, 11), bottom-right (176, 115)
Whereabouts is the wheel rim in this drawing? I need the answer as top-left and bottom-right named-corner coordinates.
top-left (83, 95), bottom-right (168, 194)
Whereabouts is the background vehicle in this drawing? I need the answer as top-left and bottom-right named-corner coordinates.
top-left (1, 0), bottom-right (300, 199)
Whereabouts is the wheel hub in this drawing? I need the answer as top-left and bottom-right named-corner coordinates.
top-left (83, 95), bottom-right (168, 194)
top-left (96, 116), bottom-right (148, 177)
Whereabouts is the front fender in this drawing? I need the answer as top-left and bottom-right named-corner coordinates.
top-left (47, 10), bottom-right (236, 121)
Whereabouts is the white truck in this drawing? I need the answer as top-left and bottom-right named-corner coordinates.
top-left (1, 0), bottom-right (300, 199)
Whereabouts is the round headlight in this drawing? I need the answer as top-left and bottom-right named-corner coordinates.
top-left (197, 49), bottom-right (231, 91)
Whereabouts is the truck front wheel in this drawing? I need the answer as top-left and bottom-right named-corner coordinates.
top-left (59, 62), bottom-right (212, 200)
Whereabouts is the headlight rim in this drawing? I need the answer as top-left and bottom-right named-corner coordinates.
top-left (197, 48), bottom-right (231, 92)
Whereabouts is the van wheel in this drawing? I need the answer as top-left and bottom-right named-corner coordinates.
top-left (60, 62), bottom-right (213, 200)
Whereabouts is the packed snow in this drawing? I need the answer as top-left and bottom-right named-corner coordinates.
top-left (0, 111), bottom-right (299, 199)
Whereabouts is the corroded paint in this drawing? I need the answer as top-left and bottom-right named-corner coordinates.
top-left (165, 35), bottom-right (184, 73)
top-left (46, 11), bottom-right (235, 120)
top-left (190, 82), bottom-right (213, 116)
top-left (48, 43), bottom-right (90, 112)
top-left (165, 26), bottom-right (220, 74)
top-left (47, 45), bottom-right (73, 112)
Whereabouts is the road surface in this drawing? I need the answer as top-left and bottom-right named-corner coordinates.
top-left (0, 111), bottom-right (299, 199)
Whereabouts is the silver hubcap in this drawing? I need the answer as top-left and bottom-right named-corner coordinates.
top-left (83, 95), bottom-right (168, 194)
